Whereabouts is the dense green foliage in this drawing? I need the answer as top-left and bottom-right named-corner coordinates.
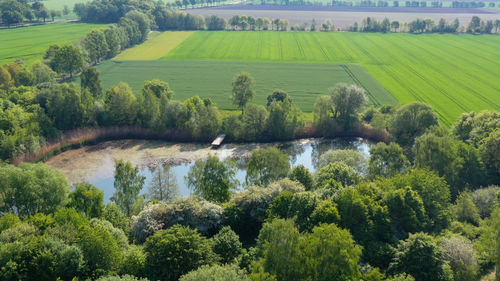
top-left (144, 225), bottom-right (218, 281)
top-left (0, 4), bottom-right (499, 278)
top-left (186, 155), bottom-right (239, 203)
top-left (246, 147), bottom-right (291, 186)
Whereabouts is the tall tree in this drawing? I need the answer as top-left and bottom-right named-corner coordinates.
top-left (231, 72), bottom-right (255, 114)
top-left (111, 160), bottom-right (145, 216)
top-left (105, 82), bottom-right (138, 125)
top-left (147, 164), bottom-right (179, 202)
top-left (186, 155), bottom-right (239, 203)
top-left (389, 233), bottom-right (451, 281)
top-left (83, 29), bottom-right (109, 63)
top-left (30, 61), bottom-right (56, 84)
top-left (144, 225), bottom-right (218, 281)
top-left (0, 0), bottom-right (24, 27)
top-left (80, 66), bottom-right (103, 98)
top-left (246, 147), bottom-right (290, 186)
top-left (288, 165), bottom-right (314, 190)
top-left (313, 95), bottom-right (333, 136)
top-left (389, 102), bottom-right (439, 146)
top-left (330, 83), bottom-right (367, 129)
top-left (241, 103), bottom-right (267, 140)
top-left (68, 182), bottom-right (104, 218)
top-left (0, 163), bottom-right (69, 218)
top-left (104, 27), bottom-right (121, 58)
top-left (52, 44), bottom-right (84, 78)
top-left (42, 83), bottom-right (85, 130)
top-left (368, 142), bottom-right (408, 178)
top-left (254, 219), bottom-right (362, 281)
top-left (138, 79), bottom-right (174, 130)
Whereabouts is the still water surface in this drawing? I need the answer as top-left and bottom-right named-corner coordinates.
top-left (45, 138), bottom-right (372, 202)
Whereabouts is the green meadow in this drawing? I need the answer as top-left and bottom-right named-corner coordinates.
top-left (0, 22), bottom-right (104, 65)
top-left (96, 60), bottom-right (397, 111)
top-left (42, 0), bottom-right (92, 10)
top-left (158, 31), bottom-right (500, 125)
top-left (40, 0), bottom-right (92, 19)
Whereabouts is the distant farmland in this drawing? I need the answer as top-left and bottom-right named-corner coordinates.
top-left (96, 60), bottom-right (397, 112)
top-left (97, 31), bottom-right (500, 125)
top-left (158, 31), bottom-right (500, 125)
top-left (187, 5), bottom-right (500, 29)
top-left (0, 22), bottom-right (104, 65)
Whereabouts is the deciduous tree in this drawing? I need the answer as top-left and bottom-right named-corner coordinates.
top-left (144, 225), bottom-right (218, 281)
top-left (147, 164), bottom-right (179, 202)
top-left (111, 159), bottom-right (145, 216)
top-left (246, 147), bottom-right (290, 186)
top-left (52, 44), bottom-right (84, 77)
top-left (231, 72), bottom-right (255, 114)
top-left (186, 155), bottom-right (238, 203)
top-left (368, 142), bottom-right (408, 178)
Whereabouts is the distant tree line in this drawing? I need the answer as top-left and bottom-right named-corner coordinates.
top-left (347, 16), bottom-right (500, 34)
top-left (0, 0), bottom-right (68, 27)
top-left (249, 0), bottom-right (499, 8)
top-left (73, 0), bottom-right (230, 23)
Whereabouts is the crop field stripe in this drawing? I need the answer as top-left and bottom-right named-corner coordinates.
top-left (311, 33), bottom-right (330, 61)
top-left (342, 64), bottom-right (380, 106)
top-left (390, 35), bottom-right (499, 110)
top-left (396, 35), bottom-right (500, 108)
top-left (114, 31), bottom-right (194, 60)
top-left (362, 35), bottom-right (466, 125)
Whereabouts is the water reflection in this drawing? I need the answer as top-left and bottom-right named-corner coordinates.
top-left (85, 138), bottom-right (372, 202)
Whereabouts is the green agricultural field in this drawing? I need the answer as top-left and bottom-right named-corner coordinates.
top-left (95, 60), bottom-right (397, 111)
top-left (41, 0), bottom-right (93, 19)
top-left (160, 31), bottom-right (500, 125)
top-left (114, 31), bottom-right (195, 60)
top-left (0, 22), bottom-right (104, 65)
top-left (41, 0), bottom-right (91, 10)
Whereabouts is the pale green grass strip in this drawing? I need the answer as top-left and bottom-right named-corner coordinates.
top-left (114, 31), bottom-right (194, 61)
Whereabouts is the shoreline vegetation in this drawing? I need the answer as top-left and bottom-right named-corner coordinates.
top-left (13, 122), bottom-right (391, 165)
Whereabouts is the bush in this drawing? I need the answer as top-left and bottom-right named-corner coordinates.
top-left (288, 165), bottom-right (314, 190)
top-left (120, 245), bottom-right (146, 277)
top-left (144, 225), bottom-right (218, 281)
top-left (212, 226), bottom-right (243, 264)
top-left (315, 162), bottom-right (362, 188)
top-left (439, 235), bottom-right (478, 281)
top-left (179, 264), bottom-right (250, 281)
top-left (389, 232), bottom-right (452, 281)
top-left (131, 197), bottom-right (224, 243)
top-left (96, 275), bottom-right (148, 281)
top-left (319, 149), bottom-right (367, 173)
top-left (470, 186), bottom-right (499, 218)
top-left (225, 179), bottom-right (305, 243)
top-left (90, 218), bottom-right (129, 249)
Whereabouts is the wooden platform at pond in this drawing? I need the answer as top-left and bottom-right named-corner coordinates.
top-left (211, 134), bottom-right (225, 148)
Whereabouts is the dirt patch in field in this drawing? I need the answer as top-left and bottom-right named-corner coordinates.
top-left (188, 5), bottom-right (500, 28)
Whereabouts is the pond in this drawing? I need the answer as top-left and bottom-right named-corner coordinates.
top-left (44, 138), bottom-right (373, 202)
